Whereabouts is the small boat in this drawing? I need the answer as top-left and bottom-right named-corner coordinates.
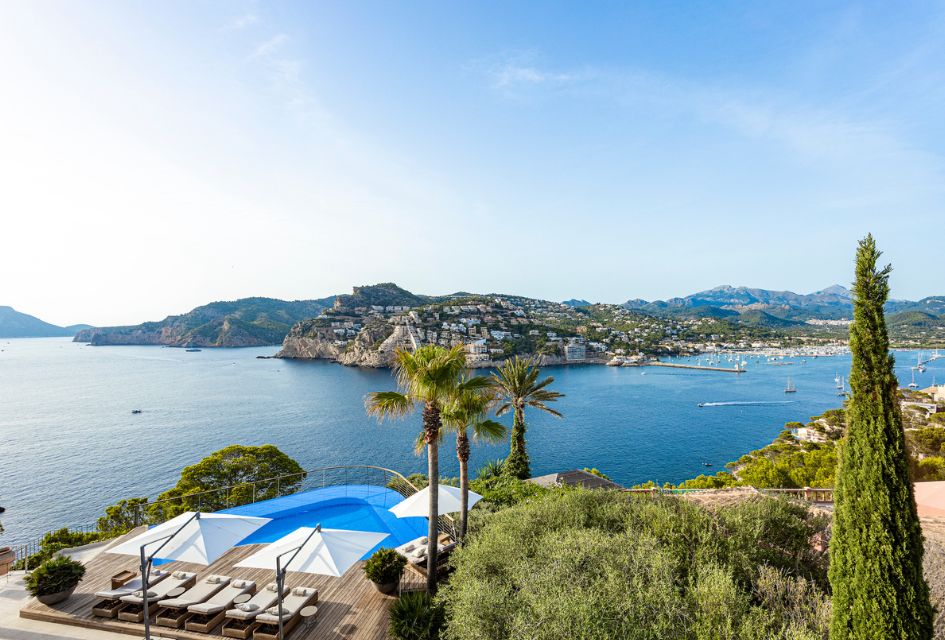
top-left (131, 409), bottom-right (143, 414)
top-left (702, 462), bottom-right (713, 467)
top-left (785, 377), bottom-right (797, 393)
top-left (838, 376), bottom-right (846, 396)
top-left (909, 369), bottom-right (918, 389)
top-left (697, 403), bottom-right (706, 408)
top-left (185, 348), bottom-right (202, 352)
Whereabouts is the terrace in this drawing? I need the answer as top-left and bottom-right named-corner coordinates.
top-left (11, 466), bottom-right (449, 640)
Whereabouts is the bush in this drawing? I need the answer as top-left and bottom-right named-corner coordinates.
top-left (439, 490), bottom-right (830, 640)
top-left (469, 475), bottom-right (547, 509)
top-left (25, 556), bottom-right (86, 597)
top-left (13, 528), bottom-right (104, 570)
top-left (364, 547), bottom-right (406, 584)
top-left (389, 591), bottom-right (444, 640)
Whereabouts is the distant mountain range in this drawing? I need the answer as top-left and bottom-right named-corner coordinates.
top-left (0, 306), bottom-right (89, 338)
top-left (620, 285), bottom-right (945, 324)
top-left (6, 282), bottom-right (942, 347)
top-left (73, 297), bottom-right (335, 347)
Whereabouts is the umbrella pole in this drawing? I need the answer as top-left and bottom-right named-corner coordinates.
top-left (273, 524), bottom-right (321, 640)
top-left (140, 546), bottom-right (151, 640)
top-left (138, 512), bottom-right (200, 640)
top-left (276, 556), bottom-right (285, 640)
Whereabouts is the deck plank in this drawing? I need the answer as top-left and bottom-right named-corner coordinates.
top-left (20, 529), bottom-right (424, 639)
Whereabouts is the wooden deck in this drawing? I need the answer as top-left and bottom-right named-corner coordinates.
top-left (20, 530), bottom-right (424, 639)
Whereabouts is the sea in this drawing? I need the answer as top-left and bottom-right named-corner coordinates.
top-left (0, 338), bottom-right (941, 546)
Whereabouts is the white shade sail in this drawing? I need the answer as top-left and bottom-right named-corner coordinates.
top-left (107, 512), bottom-right (271, 565)
top-left (234, 527), bottom-right (389, 578)
top-left (389, 485), bottom-right (482, 519)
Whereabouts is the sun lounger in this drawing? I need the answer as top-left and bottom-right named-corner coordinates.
top-left (116, 571), bottom-right (197, 622)
top-left (396, 536), bottom-right (456, 577)
top-left (183, 579), bottom-right (256, 633)
top-left (92, 570), bottom-right (169, 618)
top-left (252, 587), bottom-right (318, 640)
top-left (221, 583), bottom-right (281, 639)
top-left (154, 574), bottom-right (231, 628)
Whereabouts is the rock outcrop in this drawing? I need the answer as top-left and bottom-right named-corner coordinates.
top-left (277, 318), bottom-right (418, 367)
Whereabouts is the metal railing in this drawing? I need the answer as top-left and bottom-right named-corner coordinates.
top-left (18, 465), bottom-right (456, 563)
top-left (623, 486), bottom-right (834, 503)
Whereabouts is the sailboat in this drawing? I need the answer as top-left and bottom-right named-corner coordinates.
top-left (834, 372), bottom-right (841, 388)
top-left (837, 376), bottom-right (846, 396)
top-left (785, 377), bottom-right (797, 393)
top-left (909, 369), bottom-right (919, 389)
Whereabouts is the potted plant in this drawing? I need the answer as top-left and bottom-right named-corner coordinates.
top-left (364, 547), bottom-right (406, 594)
top-left (25, 555), bottom-right (86, 605)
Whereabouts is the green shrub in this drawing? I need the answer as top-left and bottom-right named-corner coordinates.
top-left (13, 528), bottom-right (104, 570)
top-left (469, 475), bottom-right (547, 509)
top-left (389, 591), bottom-right (444, 640)
top-left (475, 459), bottom-right (506, 481)
top-left (25, 556), bottom-right (86, 597)
top-left (439, 490), bottom-right (831, 640)
top-left (364, 547), bottom-right (406, 584)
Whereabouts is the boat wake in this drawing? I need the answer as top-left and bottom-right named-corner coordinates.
top-left (698, 401), bottom-right (795, 407)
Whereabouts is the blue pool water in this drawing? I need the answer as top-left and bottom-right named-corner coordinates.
top-left (2, 338), bottom-right (942, 545)
top-left (221, 485), bottom-right (427, 557)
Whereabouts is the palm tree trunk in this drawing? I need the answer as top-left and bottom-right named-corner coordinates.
top-left (456, 429), bottom-right (470, 542)
top-left (423, 401), bottom-right (440, 594)
top-left (506, 404), bottom-right (530, 479)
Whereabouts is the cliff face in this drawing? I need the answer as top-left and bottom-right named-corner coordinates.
top-left (277, 318), bottom-right (417, 367)
top-left (73, 297), bottom-right (333, 348)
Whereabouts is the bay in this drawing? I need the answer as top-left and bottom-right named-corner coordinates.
top-left (0, 338), bottom-right (940, 546)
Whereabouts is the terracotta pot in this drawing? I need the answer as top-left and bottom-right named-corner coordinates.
top-left (37, 586), bottom-right (76, 606)
top-left (371, 580), bottom-right (398, 595)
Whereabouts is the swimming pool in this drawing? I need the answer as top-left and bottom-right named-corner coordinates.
top-left (219, 484), bottom-right (427, 558)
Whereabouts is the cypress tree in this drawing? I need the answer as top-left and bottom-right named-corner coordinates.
top-left (829, 235), bottom-right (933, 639)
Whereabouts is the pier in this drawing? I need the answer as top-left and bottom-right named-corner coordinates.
top-left (647, 361), bottom-right (745, 374)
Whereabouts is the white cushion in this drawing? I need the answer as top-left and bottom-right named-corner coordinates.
top-left (403, 543), bottom-right (415, 552)
top-left (418, 537), bottom-right (428, 545)
top-left (133, 590), bottom-right (157, 598)
top-left (236, 603), bottom-right (259, 612)
top-left (206, 576), bottom-right (223, 584)
top-left (265, 583), bottom-right (279, 592)
top-left (291, 587), bottom-right (309, 596)
top-left (172, 571), bottom-right (188, 580)
top-left (412, 547), bottom-right (426, 559)
top-left (232, 580), bottom-right (250, 589)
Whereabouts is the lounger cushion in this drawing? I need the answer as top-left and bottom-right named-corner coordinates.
top-left (232, 580), bottom-right (251, 589)
top-left (172, 571), bottom-right (189, 580)
top-left (133, 590), bottom-right (158, 598)
top-left (236, 603), bottom-right (259, 612)
top-left (291, 587), bottom-right (309, 596)
top-left (206, 575), bottom-right (225, 584)
top-left (264, 606), bottom-right (291, 619)
top-left (265, 583), bottom-right (279, 592)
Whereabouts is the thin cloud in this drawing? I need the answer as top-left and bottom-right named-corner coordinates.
top-left (223, 11), bottom-right (258, 32)
top-left (251, 33), bottom-right (289, 59)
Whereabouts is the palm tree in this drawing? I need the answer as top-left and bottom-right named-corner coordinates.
top-left (440, 377), bottom-right (506, 542)
top-left (491, 356), bottom-right (564, 479)
top-left (365, 344), bottom-right (466, 593)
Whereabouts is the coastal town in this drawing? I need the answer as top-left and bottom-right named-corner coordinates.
top-left (275, 286), bottom-right (852, 368)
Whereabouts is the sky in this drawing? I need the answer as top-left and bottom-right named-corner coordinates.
top-left (2, 1), bottom-right (944, 326)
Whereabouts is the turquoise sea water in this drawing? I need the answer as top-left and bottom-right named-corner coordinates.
top-left (0, 338), bottom-right (941, 546)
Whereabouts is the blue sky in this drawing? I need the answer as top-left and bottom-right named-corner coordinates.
top-left (2, 1), bottom-right (944, 325)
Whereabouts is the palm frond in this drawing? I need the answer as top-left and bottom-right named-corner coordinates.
top-left (365, 391), bottom-right (414, 421)
top-left (470, 419), bottom-right (507, 443)
top-left (526, 401), bottom-right (563, 418)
